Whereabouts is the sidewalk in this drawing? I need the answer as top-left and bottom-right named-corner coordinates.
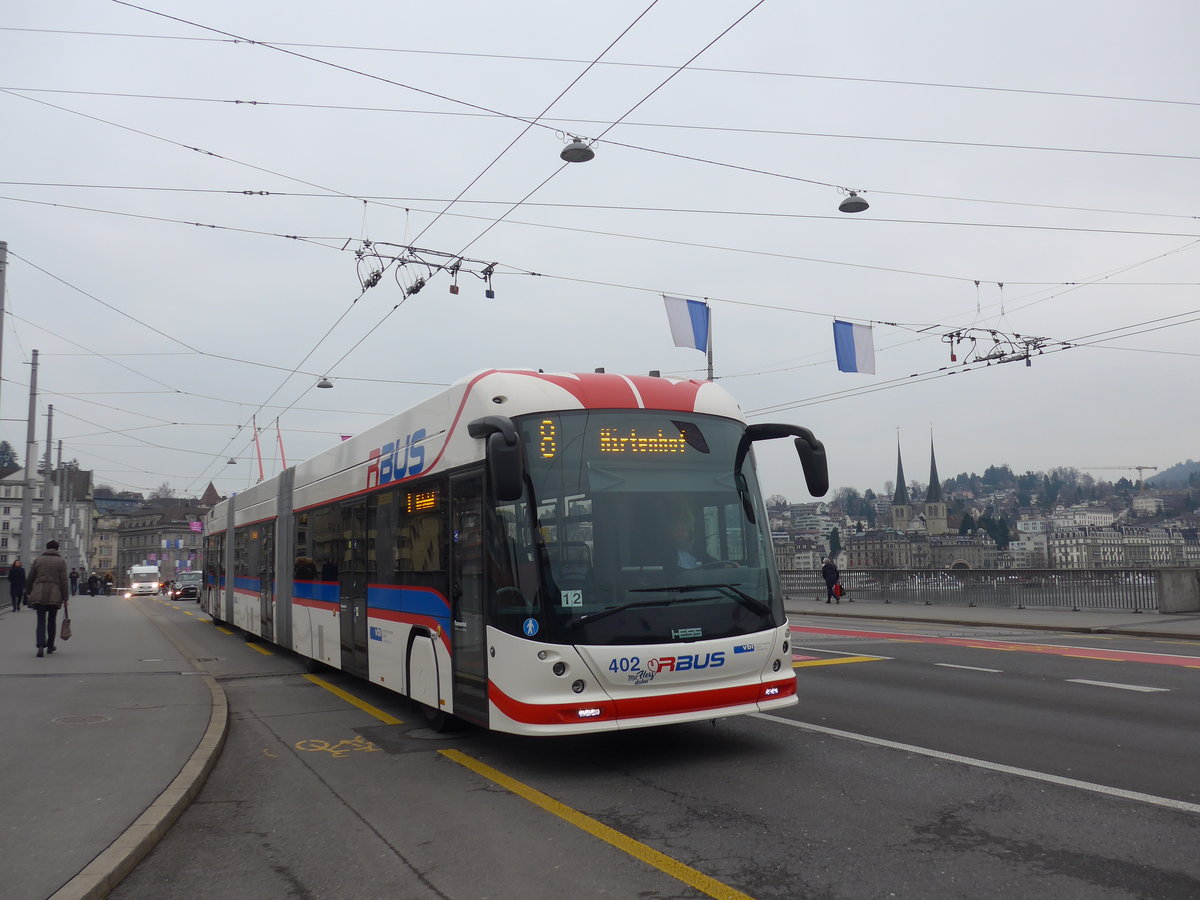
top-left (784, 594), bottom-right (1200, 640)
top-left (0, 593), bottom-right (227, 900)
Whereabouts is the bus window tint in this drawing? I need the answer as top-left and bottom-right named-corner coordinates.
top-left (515, 410), bottom-right (780, 645)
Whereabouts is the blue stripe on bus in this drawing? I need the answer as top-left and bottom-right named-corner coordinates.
top-left (367, 584), bottom-right (450, 619)
top-left (294, 580), bottom-right (340, 603)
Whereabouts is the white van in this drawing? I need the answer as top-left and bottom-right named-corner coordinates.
top-left (127, 565), bottom-right (161, 597)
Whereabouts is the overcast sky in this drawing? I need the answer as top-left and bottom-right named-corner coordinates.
top-left (2, 0), bottom-right (1197, 504)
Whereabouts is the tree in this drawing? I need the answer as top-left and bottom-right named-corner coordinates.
top-left (976, 513), bottom-right (1011, 549)
top-left (959, 513), bottom-right (976, 535)
top-left (150, 482), bottom-right (176, 499)
top-left (765, 494), bottom-right (790, 513)
top-left (982, 464), bottom-right (1014, 486)
top-left (828, 527), bottom-right (843, 560)
top-left (0, 440), bottom-right (18, 468)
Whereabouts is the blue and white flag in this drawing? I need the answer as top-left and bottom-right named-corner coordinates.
top-left (832, 320), bottom-right (875, 374)
top-left (663, 296), bottom-right (710, 352)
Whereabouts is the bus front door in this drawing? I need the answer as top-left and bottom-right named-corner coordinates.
top-left (338, 500), bottom-right (370, 678)
top-left (450, 473), bottom-right (488, 725)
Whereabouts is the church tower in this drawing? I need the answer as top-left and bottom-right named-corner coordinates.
top-left (890, 440), bottom-right (911, 531)
top-left (924, 435), bottom-right (948, 535)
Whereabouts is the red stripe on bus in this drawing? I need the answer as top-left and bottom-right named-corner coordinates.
top-left (524, 372), bottom-right (639, 409)
top-left (488, 676), bottom-right (795, 726)
top-left (294, 597), bottom-right (338, 611)
top-left (369, 608), bottom-right (452, 653)
top-left (624, 375), bottom-right (704, 412)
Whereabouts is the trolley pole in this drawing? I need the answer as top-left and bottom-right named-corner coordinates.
top-left (19, 349), bottom-right (38, 565)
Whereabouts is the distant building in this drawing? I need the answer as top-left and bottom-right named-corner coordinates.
top-left (1132, 496), bottom-right (1165, 518)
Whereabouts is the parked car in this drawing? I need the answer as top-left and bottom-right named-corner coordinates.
top-left (170, 571), bottom-right (203, 602)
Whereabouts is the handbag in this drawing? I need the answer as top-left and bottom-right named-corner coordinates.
top-left (60, 602), bottom-right (72, 641)
top-left (833, 583), bottom-right (843, 598)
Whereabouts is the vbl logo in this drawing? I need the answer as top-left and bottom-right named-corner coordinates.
top-left (367, 428), bottom-right (427, 487)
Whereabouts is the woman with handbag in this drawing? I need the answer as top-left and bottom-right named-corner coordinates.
top-left (821, 557), bottom-right (840, 604)
top-left (26, 540), bottom-right (70, 658)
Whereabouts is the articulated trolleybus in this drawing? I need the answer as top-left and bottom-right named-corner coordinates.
top-left (202, 369), bottom-right (828, 735)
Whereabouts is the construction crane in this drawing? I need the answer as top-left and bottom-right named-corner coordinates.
top-left (1085, 466), bottom-right (1158, 490)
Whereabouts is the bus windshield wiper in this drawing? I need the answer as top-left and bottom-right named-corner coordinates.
top-left (631, 582), bottom-right (769, 616)
top-left (566, 593), bottom-right (717, 628)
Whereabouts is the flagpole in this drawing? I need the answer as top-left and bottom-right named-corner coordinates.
top-left (706, 303), bottom-right (714, 381)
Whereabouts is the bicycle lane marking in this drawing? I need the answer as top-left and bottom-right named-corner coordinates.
top-left (789, 625), bottom-right (1200, 669)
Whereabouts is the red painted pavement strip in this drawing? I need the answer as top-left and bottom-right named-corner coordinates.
top-left (789, 625), bottom-right (1200, 669)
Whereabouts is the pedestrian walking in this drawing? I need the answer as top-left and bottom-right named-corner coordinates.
top-left (87, 572), bottom-right (99, 596)
top-left (103, 572), bottom-right (114, 595)
top-left (821, 556), bottom-right (840, 604)
top-left (69, 567), bottom-right (80, 596)
top-left (26, 540), bottom-right (70, 657)
top-left (8, 559), bottom-right (26, 612)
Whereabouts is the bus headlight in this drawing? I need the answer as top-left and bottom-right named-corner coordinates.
top-left (571, 679), bottom-right (586, 693)
top-left (552, 661), bottom-right (566, 676)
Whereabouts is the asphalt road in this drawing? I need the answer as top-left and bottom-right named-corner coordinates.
top-left (111, 601), bottom-right (1200, 900)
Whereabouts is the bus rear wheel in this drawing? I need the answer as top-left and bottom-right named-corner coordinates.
top-left (420, 704), bottom-right (453, 732)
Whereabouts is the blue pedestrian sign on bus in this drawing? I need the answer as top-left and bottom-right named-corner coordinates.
top-left (523, 617), bottom-right (540, 637)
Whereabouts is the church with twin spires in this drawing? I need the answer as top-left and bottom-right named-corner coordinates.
top-left (890, 436), bottom-right (948, 535)
top-left (840, 434), bottom-right (997, 569)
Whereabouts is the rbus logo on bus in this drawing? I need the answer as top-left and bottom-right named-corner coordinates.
top-left (610, 652), bottom-right (726, 679)
top-left (366, 428), bottom-right (427, 488)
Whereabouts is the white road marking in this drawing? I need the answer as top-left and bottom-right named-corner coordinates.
top-left (753, 713), bottom-right (1200, 815)
top-left (1066, 679), bottom-right (1169, 693)
top-left (935, 663), bottom-right (1003, 673)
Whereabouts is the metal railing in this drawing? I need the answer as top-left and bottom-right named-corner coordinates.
top-left (781, 567), bottom-right (1160, 612)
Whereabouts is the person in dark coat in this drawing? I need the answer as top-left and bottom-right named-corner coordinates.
top-left (8, 560), bottom-right (26, 612)
top-left (87, 572), bottom-right (100, 596)
top-left (69, 567), bottom-right (80, 596)
top-left (821, 557), bottom-right (840, 604)
top-left (27, 540), bottom-right (70, 657)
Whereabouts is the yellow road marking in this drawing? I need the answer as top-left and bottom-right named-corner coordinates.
top-left (247, 642), bottom-right (274, 656)
top-left (793, 655), bottom-right (885, 669)
top-left (215, 627), bottom-right (234, 635)
top-left (182, 611), bottom-right (195, 617)
top-left (302, 673), bottom-right (404, 725)
top-left (440, 749), bottom-right (753, 900)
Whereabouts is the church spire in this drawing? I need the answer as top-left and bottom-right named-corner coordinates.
top-left (892, 439), bottom-right (909, 505)
top-left (925, 434), bottom-right (944, 503)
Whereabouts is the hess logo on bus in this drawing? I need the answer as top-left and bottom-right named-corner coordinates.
top-left (367, 428), bottom-right (427, 487)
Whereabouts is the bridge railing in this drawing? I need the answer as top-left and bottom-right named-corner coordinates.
top-left (780, 567), bottom-right (1161, 612)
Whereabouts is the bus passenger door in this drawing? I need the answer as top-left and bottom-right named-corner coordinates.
top-left (259, 522), bottom-right (275, 642)
top-left (450, 473), bottom-right (488, 725)
top-left (339, 501), bottom-right (370, 678)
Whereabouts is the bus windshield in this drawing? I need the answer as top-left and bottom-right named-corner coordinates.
top-left (492, 409), bottom-right (782, 646)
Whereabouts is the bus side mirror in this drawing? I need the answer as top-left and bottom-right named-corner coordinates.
top-left (488, 432), bottom-right (524, 501)
top-left (738, 423), bottom-right (829, 498)
top-left (469, 416), bottom-right (525, 502)
top-left (793, 432), bottom-right (829, 498)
